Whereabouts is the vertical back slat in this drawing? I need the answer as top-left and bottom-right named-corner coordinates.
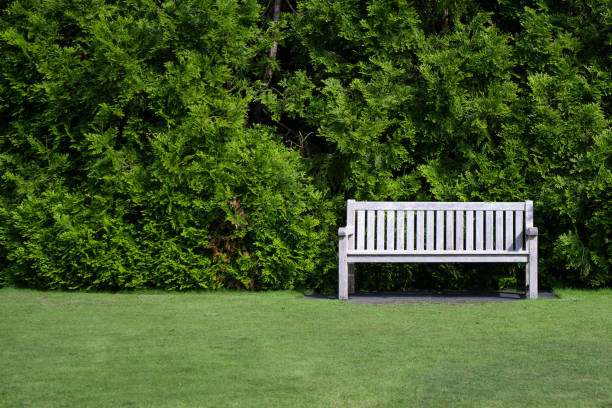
top-left (376, 210), bottom-right (385, 250)
top-left (436, 210), bottom-right (444, 250)
top-left (416, 210), bottom-right (425, 250)
top-left (366, 210), bottom-right (375, 250)
top-left (515, 210), bottom-right (524, 250)
top-left (466, 211), bottom-right (474, 250)
top-left (495, 211), bottom-right (504, 250)
top-left (505, 211), bottom-right (513, 251)
top-left (386, 211), bottom-right (395, 251)
top-left (456, 210), bottom-right (464, 250)
top-left (475, 211), bottom-right (484, 251)
top-left (446, 211), bottom-right (454, 250)
top-left (356, 210), bottom-right (365, 250)
top-left (396, 211), bottom-right (405, 251)
top-left (406, 211), bottom-right (414, 250)
top-left (427, 210), bottom-right (435, 250)
top-left (485, 210), bottom-right (494, 250)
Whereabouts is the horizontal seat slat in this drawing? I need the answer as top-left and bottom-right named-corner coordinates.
top-left (347, 255), bottom-right (529, 263)
top-left (352, 201), bottom-right (526, 211)
top-left (348, 249), bottom-right (529, 255)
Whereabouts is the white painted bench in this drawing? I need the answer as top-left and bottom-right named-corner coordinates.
top-left (338, 201), bottom-right (538, 300)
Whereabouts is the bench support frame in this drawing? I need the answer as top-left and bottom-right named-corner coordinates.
top-left (338, 200), bottom-right (538, 300)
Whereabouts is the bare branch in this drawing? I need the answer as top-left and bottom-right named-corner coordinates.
top-left (262, 0), bottom-right (281, 86)
top-left (284, 0), bottom-right (297, 14)
top-left (260, 0), bottom-right (272, 17)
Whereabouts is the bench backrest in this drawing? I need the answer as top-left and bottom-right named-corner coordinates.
top-left (346, 201), bottom-right (533, 253)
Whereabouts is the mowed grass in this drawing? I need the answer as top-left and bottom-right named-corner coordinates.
top-left (0, 288), bottom-right (610, 407)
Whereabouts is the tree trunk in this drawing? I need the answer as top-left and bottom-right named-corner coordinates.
top-left (262, 0), bottom-right (281, 86)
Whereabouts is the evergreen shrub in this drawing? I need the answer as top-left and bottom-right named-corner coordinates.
top-left (0, 0), bottom-right (609, 290)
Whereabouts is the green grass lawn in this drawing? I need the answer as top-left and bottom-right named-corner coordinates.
top-left (1, 288), bottom-right (610, 407)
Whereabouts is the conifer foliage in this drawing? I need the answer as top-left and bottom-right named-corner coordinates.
top-left (0, 0), bottom-right (610, 290)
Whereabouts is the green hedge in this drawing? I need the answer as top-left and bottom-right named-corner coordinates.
top-left (0, 0), bottom-right (334, 290)
top-left (1, 0), bottom-right (610, 290)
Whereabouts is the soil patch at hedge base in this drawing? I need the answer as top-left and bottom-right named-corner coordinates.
top-left (305, 290), bottom-right (558, 303)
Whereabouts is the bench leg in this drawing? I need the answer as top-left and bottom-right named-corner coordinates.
top-left (338, 235), bottom-right (349, 300)
top-left (348, 263), bottom-right (355, 295)
top-left (526, 234), bottom-right (538, 299)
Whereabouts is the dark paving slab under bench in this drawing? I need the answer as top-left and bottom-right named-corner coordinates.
top-left (304, 290), bottom-right (558, 303)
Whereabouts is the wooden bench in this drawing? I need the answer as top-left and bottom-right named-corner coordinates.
top-left (338, 201), bottom-right (538, 300)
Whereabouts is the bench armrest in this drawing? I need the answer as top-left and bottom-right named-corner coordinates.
top-left (338, 226), bottom-right (355, 237)
top-left (526, 227), bottom-right (538, 236)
